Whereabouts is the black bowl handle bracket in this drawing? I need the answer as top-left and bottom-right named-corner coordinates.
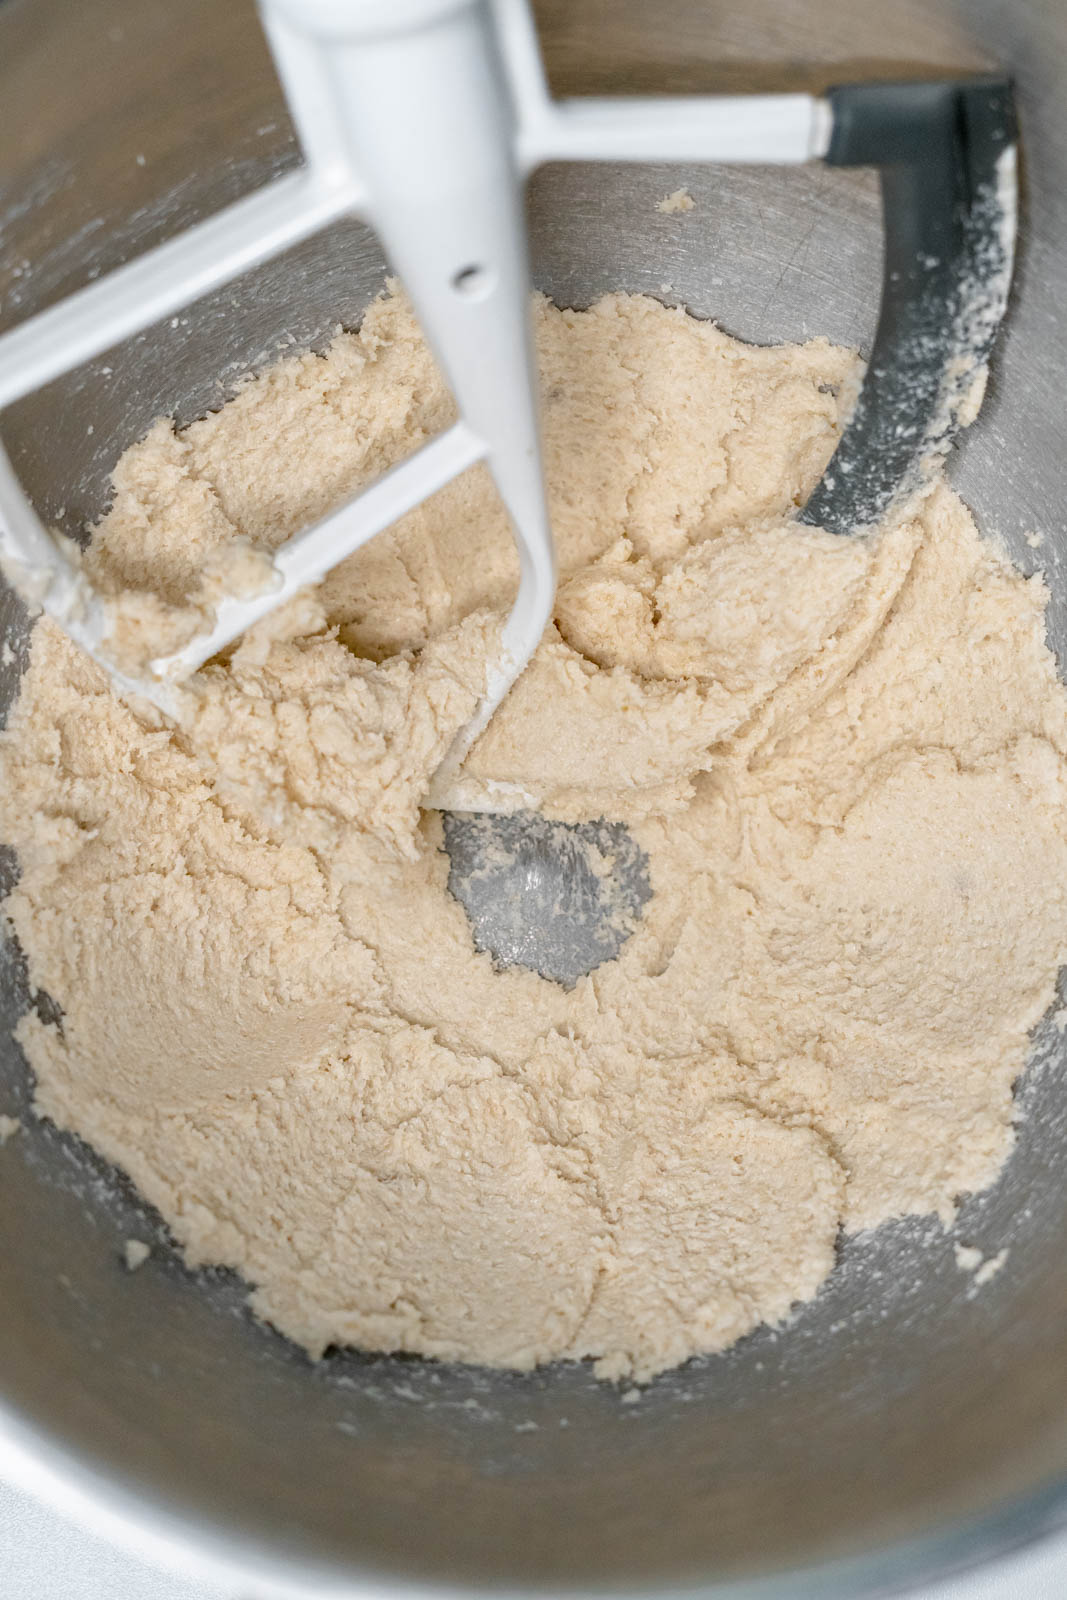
top-left (800, 78), bottom-right (1018, 536)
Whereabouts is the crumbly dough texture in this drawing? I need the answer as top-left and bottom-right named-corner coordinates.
top-left (4, 292), bottom-right (1067, 1381)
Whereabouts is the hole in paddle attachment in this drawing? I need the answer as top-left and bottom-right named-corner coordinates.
top-left (450, 263), bottom-right (495, 300)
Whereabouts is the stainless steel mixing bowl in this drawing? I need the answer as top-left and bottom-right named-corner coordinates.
top-left (2, 1), bottom-right (1067, 1594)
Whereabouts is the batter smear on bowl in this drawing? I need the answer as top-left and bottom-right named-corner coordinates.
top-left (3, 292), bottom-right (1066, 1381)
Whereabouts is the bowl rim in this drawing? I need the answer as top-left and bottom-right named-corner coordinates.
top-left (4, 1382), bottom-right (1067, 1600)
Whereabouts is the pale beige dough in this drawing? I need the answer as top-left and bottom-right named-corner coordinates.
top-left (3, 291), bottom-right (1067, 1381)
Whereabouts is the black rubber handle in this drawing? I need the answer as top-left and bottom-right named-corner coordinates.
top-left (800, 77), bottom-right (1017, 535)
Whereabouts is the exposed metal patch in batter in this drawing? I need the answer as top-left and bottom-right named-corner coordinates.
top-left (442, 812), bottom-right (650, 988)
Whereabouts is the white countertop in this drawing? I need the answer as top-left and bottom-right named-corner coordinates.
top-left (5, 1471), bottom-right (1067, 1600)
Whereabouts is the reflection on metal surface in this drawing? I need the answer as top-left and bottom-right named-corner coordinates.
top-left (443, 811), bottom-right (650, 986)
